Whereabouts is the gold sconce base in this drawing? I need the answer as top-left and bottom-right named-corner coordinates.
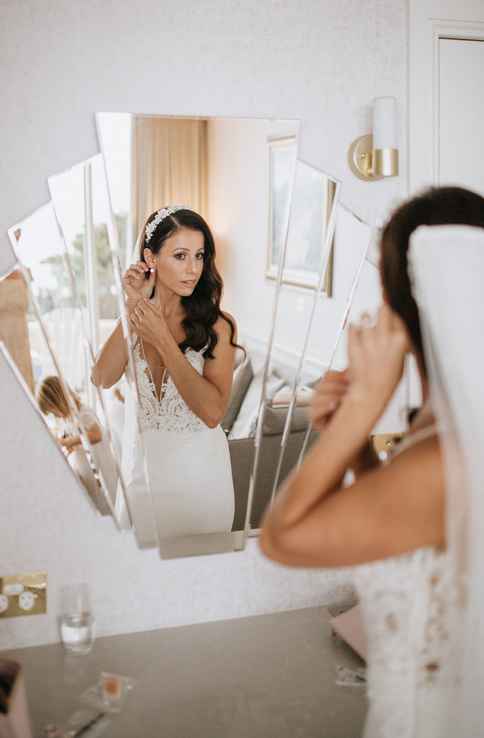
top-left (374, 147), bottom-right (399, 177)
top-left (348, 134), bottom-right (399, 180)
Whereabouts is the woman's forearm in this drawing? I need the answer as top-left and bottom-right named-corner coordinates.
top-left (91, 321), bottom-right (128, 389)
top-left (263, 396), bottom-right (381, 534)
top-left (154, 333), bottom-right (225, 428)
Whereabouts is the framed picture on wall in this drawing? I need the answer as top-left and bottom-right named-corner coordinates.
top-left (266, 137), bottom-right (335, 295)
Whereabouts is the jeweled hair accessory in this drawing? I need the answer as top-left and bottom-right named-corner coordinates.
top-left (145, 205), bottom-right (185, 243)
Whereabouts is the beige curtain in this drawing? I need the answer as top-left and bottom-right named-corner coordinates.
top-left (0, 270), bottom-right (34, 392)
top-left (131, 117), bottom-right (208, 246)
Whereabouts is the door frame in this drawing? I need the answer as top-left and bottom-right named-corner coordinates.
top-left (409, 1), bottom-right (484, 192)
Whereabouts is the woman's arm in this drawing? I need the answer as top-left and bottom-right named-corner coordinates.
top-left (91, 320), bottom-right (128, 389)
top-left (164, 316), bottom-right (236, 427)
top-left (91, 261), bottom-right (155, 389)
top-left (59, 425), bottom-right (102, 452)
top-left (131, 300), bottom-right (236, 428)
top-left (260, 304), bottom-right (445, 567)
top-left (260, 427), bottom-right (444, 567)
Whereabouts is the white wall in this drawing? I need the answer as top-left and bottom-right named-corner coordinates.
top-left (0, 0), bottom-right (407, 648)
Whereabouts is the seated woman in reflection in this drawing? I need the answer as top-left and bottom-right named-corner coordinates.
top-left (37, 375), bottom-right (118, 508)
top-left (260, 187), bottom-right (484, 738)
top-left (91, 206), bottom-right (239, 550)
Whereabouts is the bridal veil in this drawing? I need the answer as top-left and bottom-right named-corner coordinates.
top-left (409, 224), bottom-right (484, 737)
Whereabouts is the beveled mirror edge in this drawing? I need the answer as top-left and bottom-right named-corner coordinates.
top-left (47, 159), bottom-right (134, 531)
top-left (93, 129), bottom-right (159, 548)
top-left (296, 216), bottom-right (375, 467)
top-left (269, 168), bottom-right (342, 504)
top-left (242, 136), bottom-right (303, 541)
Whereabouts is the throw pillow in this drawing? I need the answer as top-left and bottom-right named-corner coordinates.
top-left (221, 355), bottom-right (254, 432)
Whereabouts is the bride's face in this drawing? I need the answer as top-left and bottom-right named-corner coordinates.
top-left (145, 227), bottom-right (205, 297)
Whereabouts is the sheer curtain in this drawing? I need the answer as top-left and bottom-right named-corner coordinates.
top-left (131, 116), bottom-right (208, 249)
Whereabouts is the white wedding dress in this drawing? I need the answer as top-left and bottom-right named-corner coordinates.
top-left (120, 339), bottom-right (235, 557)
top-left (347, 224), bottom-right (484, 738)
top-left (353, 428), bottom-right (454, 738)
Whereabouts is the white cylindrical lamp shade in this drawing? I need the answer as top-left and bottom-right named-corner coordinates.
top-left (373, 96), bottom-right (397, 149)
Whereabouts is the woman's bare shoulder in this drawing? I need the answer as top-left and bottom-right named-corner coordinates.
top-left (334, 434), bottom-right (446, 561)
top-left (272, 434), bottom-right (446, 567)
top-left (214, 311), bottom-right (237, 341)
top-left (390, 430), bottom-right (441, 472)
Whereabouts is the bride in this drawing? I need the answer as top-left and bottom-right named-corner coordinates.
top-left (260, 186), bottom-right (484, 738)
top-left (92, 205), bottom-right (239, 554)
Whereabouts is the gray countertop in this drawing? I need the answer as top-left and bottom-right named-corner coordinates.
top-left (2, 606), bottom-right (367, 738)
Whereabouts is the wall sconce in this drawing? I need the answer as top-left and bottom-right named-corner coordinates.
top-left (348, 96), bottom-right (399, 180)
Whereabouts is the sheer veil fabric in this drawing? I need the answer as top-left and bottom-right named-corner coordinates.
top-left (409, 225), bottom-right (484, 737)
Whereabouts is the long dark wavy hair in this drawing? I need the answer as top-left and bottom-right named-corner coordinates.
top-left (380, 186), bottom-right (484, 374)
top-left (139, 207), bottom-right (243, 359)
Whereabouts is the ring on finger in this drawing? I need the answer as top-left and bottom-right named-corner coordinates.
top-left (359, 311), bottom-right (373, 328)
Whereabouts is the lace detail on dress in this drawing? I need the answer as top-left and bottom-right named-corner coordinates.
top-left (133, 342), bottom-right (207, 433)
top-left (354, 547), bottom-right (453, 738)
top-left (419, 554), bottom-right (454, 689)
top-left (351, 424), bottom-right (456, 738)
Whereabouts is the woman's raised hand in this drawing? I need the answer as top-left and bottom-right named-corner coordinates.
top-left (122, 261), bottom-right (156, 309)
top-left (346, 304), bottom-right (410, 413)
top-left (309, 370), bottom-right (350, 430)
top-left (129, 298), bottom-right (168, 349)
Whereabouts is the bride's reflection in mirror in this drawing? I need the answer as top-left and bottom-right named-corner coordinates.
top-left (92, 206), bottom-right (242, 553)
top-left (96, 113), bottom-right (301, 554)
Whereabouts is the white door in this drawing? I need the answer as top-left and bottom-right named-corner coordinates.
top-left (408, 4), bottom-right (484, 407)
top-left (439, 37), bottom-right (484, 192)
top-left (409, 1), bottom-right (484, 192)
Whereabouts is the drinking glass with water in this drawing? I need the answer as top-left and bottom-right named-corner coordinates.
top-left (58, 582), bottom-right (95, 654)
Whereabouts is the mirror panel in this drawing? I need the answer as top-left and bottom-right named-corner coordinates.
top-left (4, 206), bottom-right (117, 517)
top-left (96, 113), bottom-right (301, 557)
top-left (293, 203), bottom-right (374, 469)
top-left (247, 160), bottom-right (340, 530)
top-left (308, 203), bottom-right (375, 373)
top-left (48, 156), bottom-right (136, 528)
top-left (249, 164), bottom-right (381, 532)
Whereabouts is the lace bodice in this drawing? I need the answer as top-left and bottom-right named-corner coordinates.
top-left (353, 427), bottom-right (455, 738)
top-left (133, 341), bottom-right (207, 433)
